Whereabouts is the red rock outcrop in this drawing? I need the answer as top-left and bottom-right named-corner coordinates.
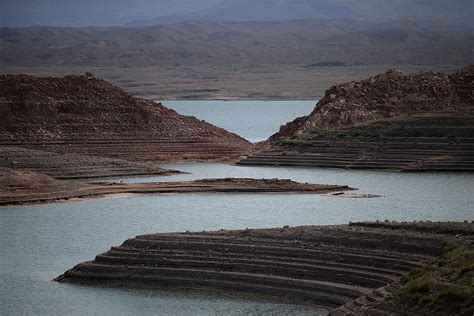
top-left (0, 73), bottom-right (253, 162)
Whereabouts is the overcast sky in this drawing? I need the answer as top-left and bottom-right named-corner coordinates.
top-left (1, 0), bottom-right (473, 27)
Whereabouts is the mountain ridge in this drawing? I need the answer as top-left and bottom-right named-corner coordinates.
top-left (1, 19), bottom-right (473, 67)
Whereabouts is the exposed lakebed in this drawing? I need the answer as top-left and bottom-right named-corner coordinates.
top-left (1, 101), bottom-right (473, 315)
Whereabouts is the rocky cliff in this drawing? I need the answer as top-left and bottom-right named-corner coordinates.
top-left (0, 73), bottom-right (253, 162)
top-left (272, 65), bottom-right (473, 140)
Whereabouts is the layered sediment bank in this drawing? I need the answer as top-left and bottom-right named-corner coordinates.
top-left (239, 110), bottom-right (474, 171)
top-left (56, 222), bottom-right (473, 314)
top-left (0, 177), bottom-right (350, 206)
top-left (0, 147), bottom-right (176, 179)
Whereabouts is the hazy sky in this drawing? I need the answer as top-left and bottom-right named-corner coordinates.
top-left (0, 0), bottom-right (220, 27)
top-left (1, 0), bottom-right (473, 27)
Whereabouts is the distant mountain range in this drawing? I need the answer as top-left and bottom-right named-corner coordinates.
top-left (1, 19), bottom-right (472, 67)
top-left (1, 0), bottom-right (473, 27)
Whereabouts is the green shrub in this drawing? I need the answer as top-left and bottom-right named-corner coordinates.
top-left (398, 240), bottom-right (474, 315)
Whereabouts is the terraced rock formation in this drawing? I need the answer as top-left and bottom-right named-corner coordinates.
top-left (0, 147), bottom-right (175, 179)
top-left (56, 222), bottom-right (473, 314)
top-left (0, 73), bottom-right (253, 163)
top-left (0, 177), bottom-right (349, 206)
top-left (240, 109), bottom-right (474, 171)
top-left (240, 66), bottom-right (474, 171)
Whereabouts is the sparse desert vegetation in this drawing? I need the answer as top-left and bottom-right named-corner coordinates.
top-left (397, 240), bottom-right (474, 315)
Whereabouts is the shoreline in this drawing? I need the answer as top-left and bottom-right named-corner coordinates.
top-left (0, 178), bottom-right (354, 207)
top-left (2, 65), bottom-right (463, 102)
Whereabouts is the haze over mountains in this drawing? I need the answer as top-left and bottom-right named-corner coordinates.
top-left (1, 19), bottom-right (472, 68)
top-left (0, 0), bottom-right (220, 27)
top-left (2, 0), bottom-right (473, 99)
top-left (1, 0), bottom-right (473, 27)
top-left (128, 0), bottom-right (474, 27)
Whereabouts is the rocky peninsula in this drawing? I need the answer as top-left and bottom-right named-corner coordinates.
top-left (0, 73), bottom-right (259, 198)
top-left (0, 174), bottom-right (350, 206)
top-left (56, 221), bottom-right (473, 315)
top-left (240, 66), bottom-right (474, 171)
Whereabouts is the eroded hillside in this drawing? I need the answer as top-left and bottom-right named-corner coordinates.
top-left (273, 66), bottom-right (473, 139)
top-left (241, 66), bottom-right (474, 171)
top-left (0, 73), bottom-right (253, 162)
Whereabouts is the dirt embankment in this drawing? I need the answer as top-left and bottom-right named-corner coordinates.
top-left (55, 222), bottom-right (473, 315)
top-left (0, 176), bottom-right (351, 206)
top-left (0, 167), bottom-right (65, 190)
top-left (0, 73), bottom-right (253, 162)
top-left (0, 167), bottom-right (81, 204)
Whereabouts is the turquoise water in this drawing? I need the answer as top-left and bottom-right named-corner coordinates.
top-left (1, 101), bottom-right (473, 316)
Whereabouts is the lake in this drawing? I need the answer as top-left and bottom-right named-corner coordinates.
top-left (1, 101), bottom-right (473, 316)
top-left (163, 100), bottom-right (316, 142)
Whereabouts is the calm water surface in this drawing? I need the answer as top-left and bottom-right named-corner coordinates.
top-left (1, 101), bottom-right (473, 316)
top-left (163, 100), bottom-right (316, 142)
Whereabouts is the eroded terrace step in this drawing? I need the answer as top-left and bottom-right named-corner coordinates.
top-left (238, 161), bottom-right (408, 170)
top-left (112, 238), bottom-right (420, 266)
top-left (106, 247), bottom-right (408, 274)
top-left (94, 254), bottom-right (393, 288)
top-left (70, 262), bottom-right (367, 300)
top-left (63, 270), bottom-right (350, 308)
top-left (121, 242), bottom-right (425, 271)
top-left (133, 239), bottom-right (435, 260)
top-left (102, 250), bottom-right (406, 282)
top-left (240, 158), bottom-right (415, 166)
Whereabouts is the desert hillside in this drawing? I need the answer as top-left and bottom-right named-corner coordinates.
top-left (0, 73), bottom-right (253, 162)
top-left (272, 66), bottom-right (473, 139)
top-left (240, 66), bottom-right (474, 172)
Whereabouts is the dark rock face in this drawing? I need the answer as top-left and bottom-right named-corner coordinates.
top-left (0, 73), bottom-right (253, 162)
top-left (55, 222), bottom-right (473, 314)
top-left (273, 66), bottom-right (474, 139)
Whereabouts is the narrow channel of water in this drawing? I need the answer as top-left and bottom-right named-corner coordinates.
top-left (163, 100), bottom-right (316, 142)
